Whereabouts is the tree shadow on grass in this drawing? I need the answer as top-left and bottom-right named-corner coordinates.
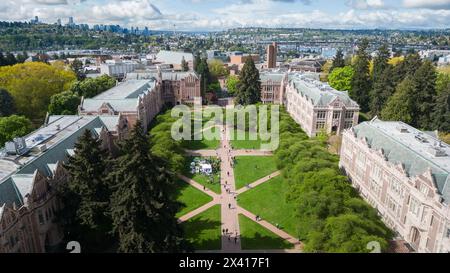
top-left (241, 232), bottom-right (293, 250)
top-left (182, 217), bottom-right (222, 251)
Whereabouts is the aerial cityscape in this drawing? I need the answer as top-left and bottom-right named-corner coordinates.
top-left (0, 0), bottom-right (449, 262)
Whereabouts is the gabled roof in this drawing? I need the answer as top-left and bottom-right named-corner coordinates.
top-left (290, 74), bottom-right (359, 108)
top-left (352, 119), bottom-right (450, 204)
top-left (127, 71), bottom-right (199, 81)
top-left (0, 115), bottom-right (120, 208)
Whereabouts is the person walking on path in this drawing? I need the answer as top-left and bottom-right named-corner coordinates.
top-left (228, 203), bottom-right (231, 209)
top-left (234, 237), bottom-right (238, 244)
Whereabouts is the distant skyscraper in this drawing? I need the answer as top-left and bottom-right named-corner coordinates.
top-left (57, 18), bottom-right (61, 26)
top-left (267, 42), bottom-right (277, 69)
top-left (68, 17), bottom-right (74, 25)
top-left (31, 16), bottom-right (39, 24)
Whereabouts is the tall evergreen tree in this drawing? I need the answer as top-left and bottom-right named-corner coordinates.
top-left (372, 44), bottom-right (390, 83)
top-left (57, 129), bottom-right (113, 252)
top-left (0, 52), bottom-right (5, 66)
top-left (330, 49), bottom-right (345, 72)
top-left (181, 57), bottom-right (189, 72)
top-left (235, 58), bottom-right (261, 105)
top-left (392, 52), bottom-right (422, 86)
top-left (381, 76), bottom-right (415, 124)
top-left (109, 121), bottom-right (187, 253)
top-left (412, 60), bottom-right (437, 129)
top-left (370, 44), bottom-right (393, 117)
top-left (196, 58), bottom-right (210, 97)
top-left (70, 59), bottom-right (86, 81)
top-left (370, 66), bottom-right (395, 117)
top-left (5, 52), bottom-right (17, 66)
top-left (194, 54), bottom-right (202, 72)
top-left (0, 88), bottom-right (16, 117)
top-left (351, 39), bottom-right (372, 112)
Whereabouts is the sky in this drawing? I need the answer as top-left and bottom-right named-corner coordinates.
top-left (1, 0), bottom-right (450, 31)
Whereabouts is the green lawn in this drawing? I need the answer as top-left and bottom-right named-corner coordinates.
top-left (182, 126), bottom-right (220, 150)
top-left (233, 156), bottom-right (278, 189)
top-left (175, 180), bottom-right (213, 218)
top-left (182, 157), bottom-right (222, 194)
top-left (231, 130), bottom-right (262, 149)
top-left (238, 176), bottom-right (298, 237)
top-left (239, 214), bottom-right (294, 250)
top-left (183, 205), bottom-right (222, 251)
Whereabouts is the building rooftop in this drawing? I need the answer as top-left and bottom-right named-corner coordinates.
top-left (126, 71), bottom-right (199, 81)
top-left (352, 119), bottom-right (450, 204)
top-left (81, 79), bottom-right (156, 113)
top-left (94, 80), bottom-right (155, 100)
top-left (0, 115), bottom-right (120, 207)
top-left (290, 74), bottom-right (359, 108)
top-left (155, 50), bottom-right (194, 65)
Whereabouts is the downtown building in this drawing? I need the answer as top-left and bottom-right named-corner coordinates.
top-left (259, 71), bottom-right (360, 137)
top-left (340, 118), bottom-right (450, 253)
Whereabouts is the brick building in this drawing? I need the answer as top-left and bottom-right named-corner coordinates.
top-left (340, 118), bottom-right (450, 253)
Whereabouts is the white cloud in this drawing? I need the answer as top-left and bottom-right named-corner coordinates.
top-left (1, 0), bottom-right (450, 31)
top-left (346, 0), bottom-right (385, 9)
top-left (403, 0), bottom-right (450, 9)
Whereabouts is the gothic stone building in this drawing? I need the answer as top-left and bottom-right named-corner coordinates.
top-left (260, 71), bottom-right (360, 137)
top-left (340, 119), bottom-right (450, 253)
top-left (0, 115), bottom-right (126, 252)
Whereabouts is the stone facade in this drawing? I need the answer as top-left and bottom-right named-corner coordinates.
top-left (260, 71), bottom-right (360, 137)
top-left (126, 70), bottom-right (201, 106)
top-left (340, 118), bottom-right (450, 253)
top-left (0, 115), bottom-right (124, 253)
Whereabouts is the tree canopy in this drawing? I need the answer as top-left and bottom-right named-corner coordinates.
top-left (48, 90), bottom-right (81, 115)
top-left (0, 62), bottom-right (76, 120)
top-left (109, 121), bottom-right (188, 252)
top-left (0, 88), bottom-right (16, 117)
top-left (0, 115), bottom-right (32, 146)
top-left (350, 39), bottom-right (372, 112)
top-left (328, 66), bottom-right (354, 92)
top-left (330, 49), bottom-right (345, 72)
top-left (226, 75), bottom-right (240, 94)
top-left (57, 129), bottom-right (113, 252)
top-left (235, 58), bottom-right (261, 105)
top-left (69, 74), bottom-right (116, 98)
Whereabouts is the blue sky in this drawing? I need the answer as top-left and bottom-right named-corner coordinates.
top-left (1, 0), bottom-right (450, 30)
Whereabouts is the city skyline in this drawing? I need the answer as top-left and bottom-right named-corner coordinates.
top-left (1, 0), bottom-right (450, 31)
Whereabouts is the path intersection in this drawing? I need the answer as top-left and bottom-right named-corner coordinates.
top-left (177, 122), bottom-right (302, 253)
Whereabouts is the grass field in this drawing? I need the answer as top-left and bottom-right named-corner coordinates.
top-left (238, 176), bottom-right (298, 237)
top-left (230, 130), bottom-right (262, 149)
top-left (233, 156), bottom-right (278, 189)
top-left (182, 126), bottom-right (220, 150)
top-left (238, 214), bottom-right (294, 250)
top-left (182, 157), bottom-right (222, 194)
top-left (175, 180), bottom-right (214, 218)
top-left (183, 205), bottom-right (222, 251)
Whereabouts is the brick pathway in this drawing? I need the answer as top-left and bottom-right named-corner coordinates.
top-left (178, 119), bottom-right (303, 253)
top-left (236, 171), bottom-right (281, 195)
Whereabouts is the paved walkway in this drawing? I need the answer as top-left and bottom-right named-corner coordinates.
top-left (177, 175), bottom-right (220, 223)
top-left (231, 150), bottom-right (274, 157)
top-left (218, 124), bottom-right (242, 252)
top-left (236, 171), bottom-right (281, 195)
top-left (238, 207), bottom-right (303, 252)
top-left (178, 119), bottom-right (303, 253)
